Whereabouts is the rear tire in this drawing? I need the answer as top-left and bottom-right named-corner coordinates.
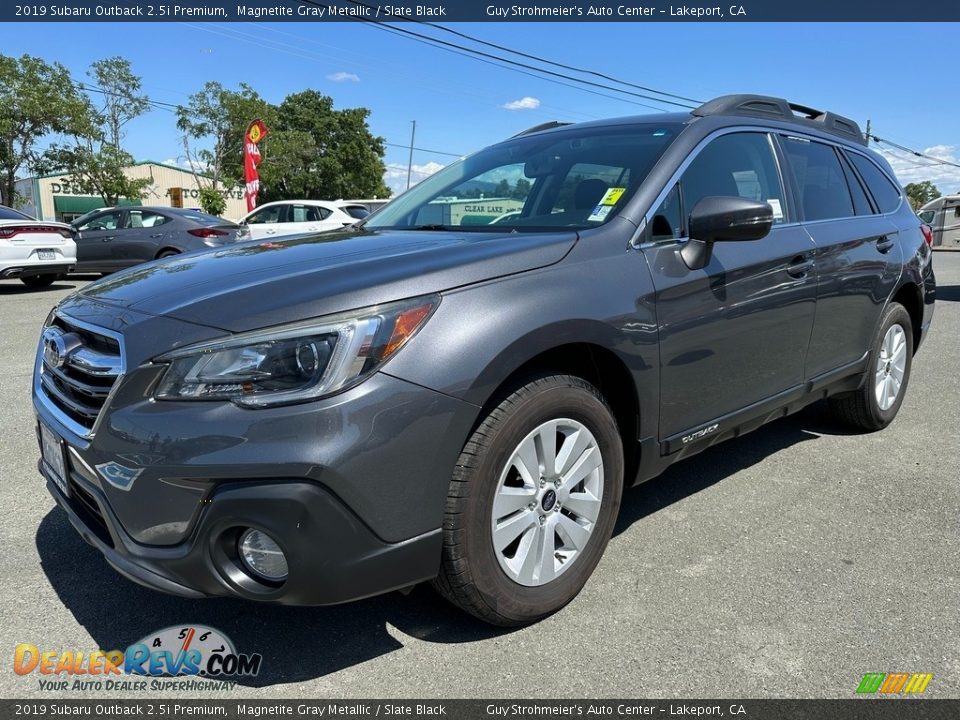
top-left (433, 374), bottom-right (624, 626)
top-left (20, 274), bottom-right (56, 288)
top-left (829, 302), bottom-right (913, 431)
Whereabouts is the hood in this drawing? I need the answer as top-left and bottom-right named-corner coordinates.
top-left (79, 228), bottom-right (577, 332)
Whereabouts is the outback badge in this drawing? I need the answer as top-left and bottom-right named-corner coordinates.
top-left (95, 461), bottom-right (143, 491)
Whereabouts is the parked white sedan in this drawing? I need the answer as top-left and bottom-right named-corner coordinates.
top-left (238, 200), bottom-right (370, 240)
top-left (0, 205), bottom-right (76, 288)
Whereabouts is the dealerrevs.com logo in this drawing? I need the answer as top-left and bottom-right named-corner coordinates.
top-left (14, 625), bottom-right (261, 692)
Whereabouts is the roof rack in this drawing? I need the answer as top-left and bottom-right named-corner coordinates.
top-left (692, 94), bottom-right (867, 146)
top-left (512, 121), bottom-right (572, 138)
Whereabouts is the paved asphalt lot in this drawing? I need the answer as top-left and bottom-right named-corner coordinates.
top-left (0, 255), bottom-right (958, 700)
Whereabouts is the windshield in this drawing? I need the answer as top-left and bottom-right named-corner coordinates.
top-left (365, 123), bottom-right (680, 232)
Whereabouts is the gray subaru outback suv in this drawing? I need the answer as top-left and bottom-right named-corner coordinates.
top-left (34, 95), bottom-right (935, 625)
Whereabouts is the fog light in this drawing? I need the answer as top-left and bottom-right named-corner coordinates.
top-left (238, 529), bottom-right (288, 582)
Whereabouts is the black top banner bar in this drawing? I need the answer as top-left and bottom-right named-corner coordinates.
top-left (5, 0), bottom-right (960, 22)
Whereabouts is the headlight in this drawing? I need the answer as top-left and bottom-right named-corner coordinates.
top-left (154, 294), bottom-right (439, 407)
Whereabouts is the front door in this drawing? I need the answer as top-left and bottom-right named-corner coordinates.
top-left (643, 131), bottom-right (818, 446)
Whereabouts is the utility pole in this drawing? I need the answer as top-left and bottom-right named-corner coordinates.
top-left (406, 120), bottom-right (417, 191)
top-left (865, 119), bottom-right (871, 143)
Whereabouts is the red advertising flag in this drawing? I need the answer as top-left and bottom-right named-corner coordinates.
top-left (243, 119), bottom-right (269, 212)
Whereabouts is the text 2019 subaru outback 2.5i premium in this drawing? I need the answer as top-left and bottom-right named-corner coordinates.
top-left (34, 95), bottom-right (935, 626)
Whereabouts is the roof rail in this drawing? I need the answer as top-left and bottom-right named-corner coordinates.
top-left (692, 94), bottom-right (867, 146)
top-left (512, 121), bottom-right (572, 138)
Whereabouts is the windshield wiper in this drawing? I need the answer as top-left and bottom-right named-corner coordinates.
top-left (411, 224), bottom-right (453, 231)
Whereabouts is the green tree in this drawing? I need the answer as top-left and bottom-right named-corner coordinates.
top-left (198, 186), bottom-right (226, 216)
top-left (0, 54), bottom-right (88, 206)
top-left (176, 81), bottom-right (274, 191)
top-left (259, 90), bottom-right (389, 202)
top-left (43, 57), bottom-right (152, 206)
top-left (904, 180), bottom-right (941, 211)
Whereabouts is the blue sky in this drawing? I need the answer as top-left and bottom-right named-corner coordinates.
top-left (7, 21), bottom-right (960, 194)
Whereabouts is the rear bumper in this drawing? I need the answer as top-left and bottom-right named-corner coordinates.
top-left (1, 262), bottom-right (74, 278)
top-left (41, 460), bottom-right (442, 605)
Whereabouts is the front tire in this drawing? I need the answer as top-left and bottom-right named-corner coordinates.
top-left (20, 274), bottom-right (56, 288)
top-left (433, 374), bottom-right (624, 626)
top-left (829, 302), bottom-right (913, 431)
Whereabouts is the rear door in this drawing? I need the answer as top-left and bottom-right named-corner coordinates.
top-left (644, 131), bottom-right (818, 446)
top-left (110, 209), bottom-right (172, 267)
top-left (779, 137), bottom-right (902, 377)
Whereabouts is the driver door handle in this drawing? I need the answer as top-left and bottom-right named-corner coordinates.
top-left (149, 233), bottom-right (164, 238)
top-left (786, 256), bottom-right (814, 278)
top-left (101, 236), bottom-right (114, 242)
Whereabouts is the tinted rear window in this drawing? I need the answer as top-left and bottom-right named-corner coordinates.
top-left (0, 206), bottom-right (32, 221)
top-left (846, 152), bottom-right (901, 213)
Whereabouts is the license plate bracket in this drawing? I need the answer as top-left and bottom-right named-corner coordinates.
top-left (39, 423), bottom-right (69, 497)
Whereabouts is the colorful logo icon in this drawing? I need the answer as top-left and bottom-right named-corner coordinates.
top-left (14, 625), bottom-right (261, 678)
top-left (856, 672), bottom-right (933, 695)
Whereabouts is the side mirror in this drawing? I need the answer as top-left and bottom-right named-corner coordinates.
top-left (680, 196), bottom-right (774, 270)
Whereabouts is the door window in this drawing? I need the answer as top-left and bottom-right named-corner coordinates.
top-left (246, 206), bottom-right (283, 224)
top-left (782, 138), bottom-right (855, 221)
top-left (290, 205), bottom-right (330, 222)
top-left (650, 184), bottom-right (682, 241)
top-left (680, 132), bottom-right (787, 229)
top-left (77, 211), bottom-right (123, 231)
top-left (125, 210), bottom-right (169, 229)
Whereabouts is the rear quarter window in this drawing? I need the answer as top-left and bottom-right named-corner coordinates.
top-left (846, 152), bottom-right (902, 214)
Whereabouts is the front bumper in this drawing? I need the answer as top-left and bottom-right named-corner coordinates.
top-left (35, 366), bottom-right (479, 605)
top-left (41, 460), bottom-right (441, 604)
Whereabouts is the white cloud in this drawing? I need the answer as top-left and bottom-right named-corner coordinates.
top-left (327, 71), bottom-right (360, 83)
top-left (502, 96), bottom-right (541, 111)
top-left (879, 144), bottom-right (960, 195)
top-left (160, 157), bottom-right (209, 173)
top-left (383, 161), bottom-right (445, 196)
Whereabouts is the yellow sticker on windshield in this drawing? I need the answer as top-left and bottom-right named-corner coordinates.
top-left (600, 187), bottom-right (626, 206)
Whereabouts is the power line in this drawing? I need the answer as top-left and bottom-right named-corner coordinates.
top-left (384, 142), bottom-right (462, 158)
top-left (366, 20), bottom-right (672, 113)
top-left (297, 0), bottom-right (694, 111)
top-left (869, 133), bottom-right (960, 171)
top-left (372, 11), bottom-right (703, 105)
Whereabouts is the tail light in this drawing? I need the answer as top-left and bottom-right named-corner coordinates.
top-left (920, 223), bottom-right (933, 248)
top-left (0, 225), bottom-right (72, 239)
top-left (187, 228), bottom-right (228, 238)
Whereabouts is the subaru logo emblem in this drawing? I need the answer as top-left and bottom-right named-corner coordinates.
top-left (41, 328), bottom-right (80, 369)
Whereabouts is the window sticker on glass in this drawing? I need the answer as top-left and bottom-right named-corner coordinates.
top-left (767, 198), bottom-right (784, 221)
top-left (588, 205), bottom-right (613, 222)
top-left (599, 187), bottom-right (626, 206)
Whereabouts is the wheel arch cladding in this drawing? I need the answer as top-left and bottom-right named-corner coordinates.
top-left (891, 282), bottom-right (922, 350)
top-left (474, 343), bottom-right (641, 488)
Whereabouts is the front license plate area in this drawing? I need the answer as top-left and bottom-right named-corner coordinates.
top-left (39, 423), bottom-right (69, 497)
